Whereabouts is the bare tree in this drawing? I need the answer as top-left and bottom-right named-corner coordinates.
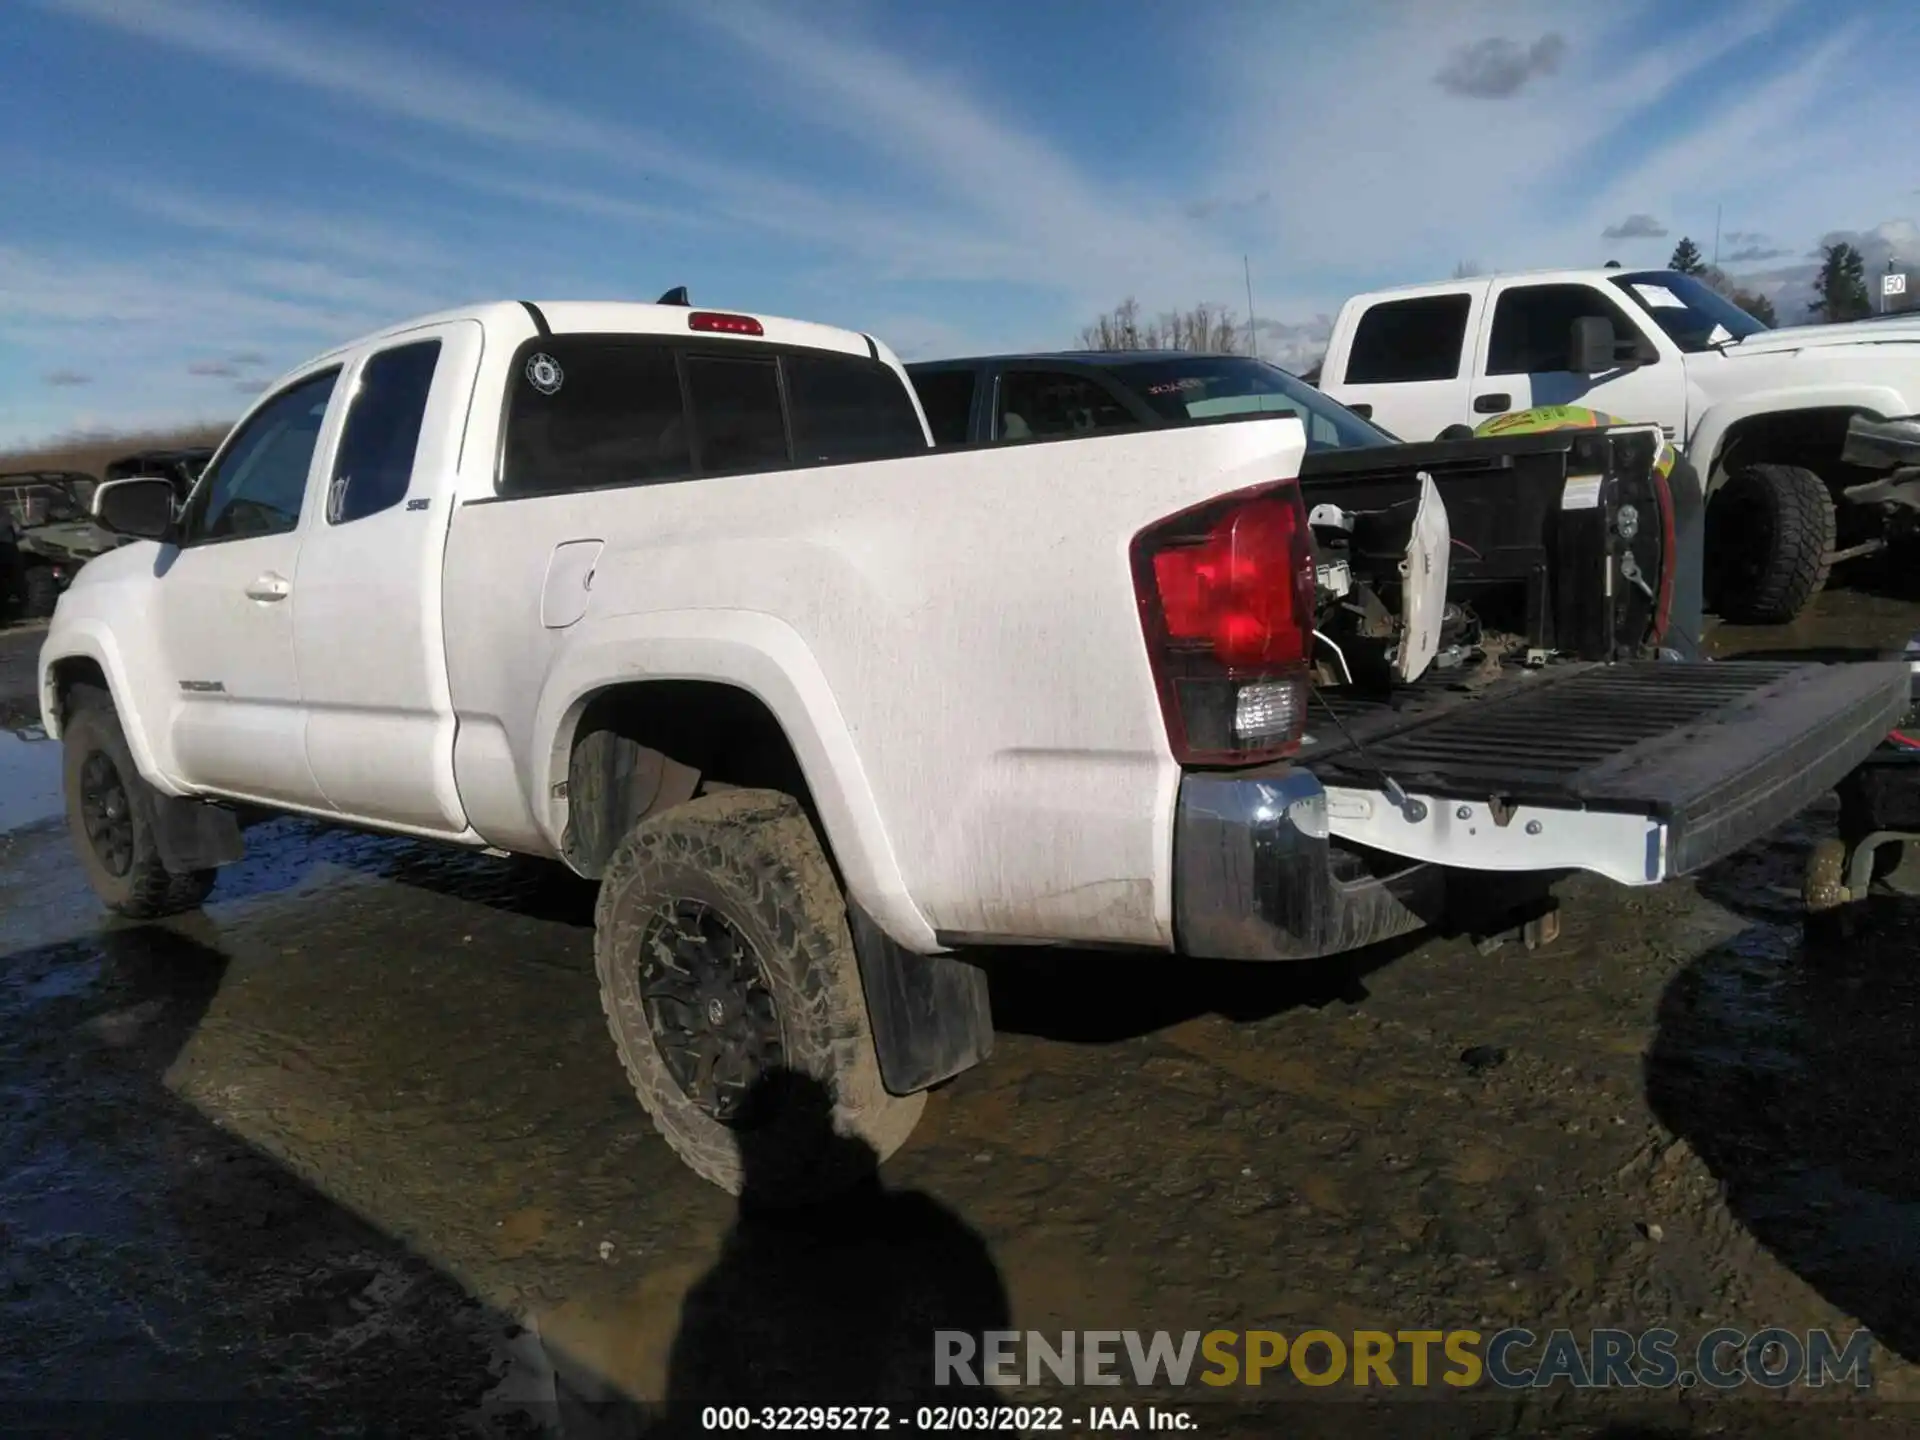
top-left (1079, 299), bottom-right (1250, 354)
top-left (1452, 259), bottom-right (1483, 279)
top-left (1078, 297), bottom-right (1144, 351)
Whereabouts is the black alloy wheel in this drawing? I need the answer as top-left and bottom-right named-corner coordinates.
top-left (635, 900), bottom-right (787, 1127)
top-left (78, 749), bottom-right (135, 878)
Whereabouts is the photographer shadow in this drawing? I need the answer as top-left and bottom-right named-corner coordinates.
top-left (610, 1069), bottom-right (1011, 1438)
top-left (1643, 900), bottom-right (1920, 1367)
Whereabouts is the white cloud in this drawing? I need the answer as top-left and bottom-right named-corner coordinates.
top-left (93, 175), bottom-right (449, 271)
top-left (677, 2), bottom-right (1245, 309)
top-left (0, 241), bottom-right (435, 447)
top-left (16, 0), bottom-right (1920, 443)
top-left (41, 0), bottom-right (667, 173)
top-left (1568, 27), bottom-right (1867, 238)
top-left (857, 312), bottom-right (993, 363)
top-left (42, 0), bottom-right (1051, 290)
top-left (1177, 0), bottom-right (1918, 336)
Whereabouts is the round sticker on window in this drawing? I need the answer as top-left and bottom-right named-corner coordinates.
top-left (525, 353), bottom-right (564, 395)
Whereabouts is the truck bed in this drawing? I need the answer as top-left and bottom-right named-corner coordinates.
top-left (1303, 659), bottom-right (1909, 875)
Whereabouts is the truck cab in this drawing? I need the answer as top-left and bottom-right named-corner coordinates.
top-left (1320, 269), bottom-right (1920, 625)
top-left (1319, 271), bottom-right (1691, 446)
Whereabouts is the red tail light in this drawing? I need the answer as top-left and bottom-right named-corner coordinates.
top-left (1132, 482), bottom-right (1317, 766)
top-left (688, 311), bottom-right (765, 336)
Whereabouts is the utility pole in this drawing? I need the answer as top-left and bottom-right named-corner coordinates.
top-left (1244, 255), bottom-right (1260, 360)
top-left (1711, 205), bottom-right (1721, 269)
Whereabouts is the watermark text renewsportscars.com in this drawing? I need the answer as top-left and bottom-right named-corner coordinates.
top-left (934, 1328), bottom-right (1875, 1392)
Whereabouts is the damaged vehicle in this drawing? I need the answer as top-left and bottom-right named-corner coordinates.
top-left (40, 301), bottom-right (1905, 1201)
top-left (1317, 268), bottom-right (1920, 625)
top-left (1842, 411), bottom-right (1920, 513)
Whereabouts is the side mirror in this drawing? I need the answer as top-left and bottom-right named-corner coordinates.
top-left (1568, 316), bottom-right (1619, 374)
top-left (92, 477), bottom-right (176, 540)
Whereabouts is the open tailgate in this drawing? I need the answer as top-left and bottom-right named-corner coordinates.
top-left (1304, 660), bottom-right (1908, 880)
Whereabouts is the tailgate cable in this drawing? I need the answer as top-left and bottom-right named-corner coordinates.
top-left (1307, 680), bottom-right (1421, 822)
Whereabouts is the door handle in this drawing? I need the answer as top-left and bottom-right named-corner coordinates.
top-left (1473, 393), bottom-right (1512, 414)
top-left (245, 572), bottom-right (292, 602)
top-left (1348, 402), bottom-right (1373, 419)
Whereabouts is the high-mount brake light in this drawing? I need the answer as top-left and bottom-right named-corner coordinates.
top-left (688, 311), bottom-right (765, 337)
top-left (1131, 483), bottom-right (1317, 766)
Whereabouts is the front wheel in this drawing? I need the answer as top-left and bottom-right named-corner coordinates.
top-left (62, 686), bottom-right (216, 918)
top-left (1704, 463), bottom-right (1835, 624)
top-left (593, 788), bottom-right (925, 1203)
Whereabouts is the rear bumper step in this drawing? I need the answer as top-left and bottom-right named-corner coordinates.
top-left (1173, 660), bottom-right (1909, 961)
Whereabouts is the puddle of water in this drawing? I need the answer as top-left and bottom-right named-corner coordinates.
top-left (0, 727), bottom-right (62, 835)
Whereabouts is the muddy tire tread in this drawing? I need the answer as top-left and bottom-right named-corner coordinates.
top-left (1713, 463), bottom-right (1835, 624)
top-left (592, 787), bottom-right (923, 1200)
top-left (63, 685), bottom-right (217, 919)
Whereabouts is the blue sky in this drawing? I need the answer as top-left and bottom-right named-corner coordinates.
top-left (2, 0), bottom-right (1917, 448)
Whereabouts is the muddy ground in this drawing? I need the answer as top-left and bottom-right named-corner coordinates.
top-left (4, 587), bottom-right (1920, 1439)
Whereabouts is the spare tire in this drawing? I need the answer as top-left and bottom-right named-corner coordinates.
top-left (1704, 463), bottom-right (1834, 624)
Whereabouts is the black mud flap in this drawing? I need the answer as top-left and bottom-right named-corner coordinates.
top-left (149, 791), bottom-right (247, 871)
top-left (1311, 660), bottom-right (1909, 876)
top-left (847, 904), bottom-right (993, 1096)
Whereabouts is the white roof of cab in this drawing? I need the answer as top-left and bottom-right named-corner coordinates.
top-left (305, 300), bottom-right (888, 368)
top-left (1357, 267), bottom-right (1669, 303)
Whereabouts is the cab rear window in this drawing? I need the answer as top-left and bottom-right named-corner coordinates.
top-left (501, 338), bottom-right (927, 496)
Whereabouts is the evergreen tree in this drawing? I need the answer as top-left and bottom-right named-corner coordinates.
top-left (1731, 290), bottom-right (1777, 326)
top-left (1668, 237), bottom-right (1706, 275)
top-left (1808, 243), bottom-right (1871, 322)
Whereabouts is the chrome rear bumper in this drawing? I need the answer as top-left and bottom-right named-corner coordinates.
top-left (1172, 768), bottom-right (1443, 962)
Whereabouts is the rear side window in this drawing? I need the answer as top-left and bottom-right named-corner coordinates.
top-left (329, 339), bottom-right (441, 524)
top-left (1487, 284), bottom-right (1644, 375)
top-left (501, 341), bottom-right (692, 496)
top-left (686, 355), bottom-right (788, 475)
top-left (1345, 295), bottom-right (1472, 383)
top-left (785, 352), bottom-right (926, 463)
top-left (997, 370), bottom-right (1136, 440)
top-left (911, 369), bottom-right (978, 446)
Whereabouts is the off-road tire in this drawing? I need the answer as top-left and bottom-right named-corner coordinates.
top-left (22, 564), bottom-right (59, 619)
top-left (62, 685), bottom-right (217, 918)
top-left (1705, 463), bottom-right (1835, 624)
top-left (594, 787), bottom-right (925, 1202)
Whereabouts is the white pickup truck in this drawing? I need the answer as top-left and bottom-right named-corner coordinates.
top-left (39, 296), bottom-right (1908, 1199)
top-left (1318, 268), bottom-right (1920, 625)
